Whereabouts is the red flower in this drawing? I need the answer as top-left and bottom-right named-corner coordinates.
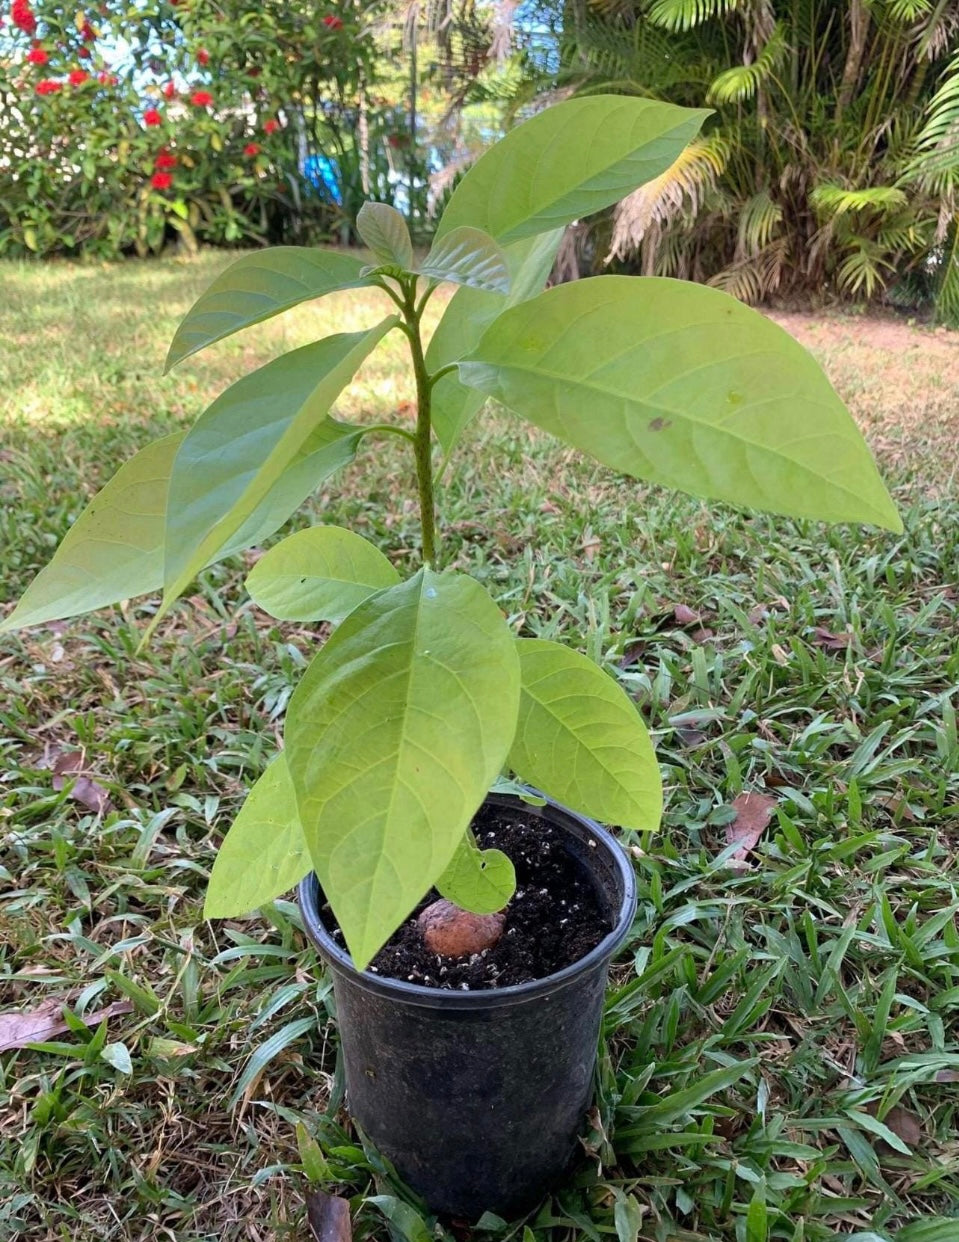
top-left (323, 14), bottom-right (343, 29)
top-left (197, 47), bottom-right (209, 65)
top-left (12, 0), bottom-right (36, 35)
top-left (151, 172), bottom-right (173, 190)
top-left (77, 45), bottom-right (90, 57)
top-left (68, 68), bottom-right (89, 85)
top-left (154, 150), bottom-right (177, 170)
top-left (243, 142), bottom-right (260, 156)
top-left (81, 20), bottom-right (95, 40)
top-left (26, 45), bottom-right (47, 63)
top-left (263, 118), bottom-right (279, 134)
top-left (162, 81), bottom-right (175, 99)
top-left (143, 107), bottom-right (162, 126)
top-left (35, 78), bottom-right (61, 94)
top-left (190, 89), bottom-right (213, 107)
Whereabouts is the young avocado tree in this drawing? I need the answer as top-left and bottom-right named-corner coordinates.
top-left (2, 97), bottom-right (901, 971)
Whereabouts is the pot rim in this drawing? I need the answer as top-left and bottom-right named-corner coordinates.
top-left (297, 792), bottom-right (638, 1011)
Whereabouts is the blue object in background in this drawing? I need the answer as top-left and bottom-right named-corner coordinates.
top-left (303, 154), bottom-right (342, 203)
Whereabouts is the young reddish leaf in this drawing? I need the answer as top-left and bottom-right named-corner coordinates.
top-left (0, 998), bottom-right (132, 1052)
top-left (935, 1070), bottom-right (959, 1083)
top-left (306, 1190), bottom-right (352, 1242)
top-left (726, 792), bottom-right (777, 861)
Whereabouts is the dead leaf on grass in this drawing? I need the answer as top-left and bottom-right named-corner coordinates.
top-left (306, 1190), bottom-right (352, 1242)
top-left (51, 750), bottom-right (113, 816)
top-left (673, 603), bottom-right (703, 627)
top-left (811, 626), bottom-right (852, 651)
top-left (935, 1070), bottom-right (959, 1083)
top-left (726, 792), bottom-right (777, 862)
top-left (865, 1100), bottom-right (923, 1150)
top-left (0, 998), bottom-right (133, 1052)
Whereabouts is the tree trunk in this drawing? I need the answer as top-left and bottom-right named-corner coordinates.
top-left (836, 0), bottom-right (869, 122)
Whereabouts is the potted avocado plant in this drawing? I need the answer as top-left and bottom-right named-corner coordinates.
top-left (2, 96), bottom-right (900, 1218)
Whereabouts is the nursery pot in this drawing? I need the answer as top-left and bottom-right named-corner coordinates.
top-left (298, 793), bottom-right (637, 1219)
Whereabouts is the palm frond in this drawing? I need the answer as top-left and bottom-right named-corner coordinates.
top-left (606, 135), bottom-right (730, 259)
top-left (902, 53), bottom-right (959, 183)
top-left (706, 23), bottom-right (787, 105)
top-left (645, 0), bottom-right (744, 34)
top-left (934, 217), bottom-right (959, 324)
top-left (708, 237), bottom-right (789, 303)
top-left (810, 184), bottom-right (909, 217)
top-left (888, 0), bottom-right (933, 21)
top-left (737, 190), bottom-right (784, 255)
top-left (836, 243), bottom-right (895, 298)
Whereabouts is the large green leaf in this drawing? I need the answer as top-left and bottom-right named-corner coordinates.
top-left (419, 227), bottom-right (510, 294)
top-left (436, 95), bottom-right (709, 244)
top-left (356, 203), bottom-right (414, 270)
top-left (204, 754), bottom-right (310, 917)
top-left (246, 525), bottom-right (399, 623)
top-left (508, 639), bottom-right (662, 831)
top-left (1, 416), bottom-right (377, 635)
top-left (460, 277), bottom-right (902, 531)
top-left (285, 568), bottom-right (520, 969)
top-left (165, 248), bottom-right (376, 369)
top-left (0, 433), bottom-right (184, 634)
top-left (436, 835), bottom-right (515, 915)
top-left (156, 321), bottom-right (395, 632)
top-left (426, 230), bottom-right (563, 451)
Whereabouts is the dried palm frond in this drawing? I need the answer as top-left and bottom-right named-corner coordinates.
top-left (606, 135), bottom-right (730, 259)
top-left (708, 234), bottom-right (789, 303)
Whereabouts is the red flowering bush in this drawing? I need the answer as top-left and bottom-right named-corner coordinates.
top-left (1, 0), bottom-right (405, 257)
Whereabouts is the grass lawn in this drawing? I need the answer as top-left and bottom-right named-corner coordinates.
top-left (1, 251), bottom-right (958, 1242)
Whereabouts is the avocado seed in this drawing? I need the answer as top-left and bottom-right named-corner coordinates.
top-left (418, 899), bottom-right (506, 957)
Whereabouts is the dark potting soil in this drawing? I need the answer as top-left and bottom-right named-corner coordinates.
top-left (323, 803), bottom-right (613, 990)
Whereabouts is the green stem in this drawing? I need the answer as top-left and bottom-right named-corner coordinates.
top-left (401, 285), bottom-right (438, 567)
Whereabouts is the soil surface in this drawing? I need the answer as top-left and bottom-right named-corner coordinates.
top-left (323, 804), bottom-right (612, 990)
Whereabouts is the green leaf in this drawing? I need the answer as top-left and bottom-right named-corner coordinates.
top-left (366, 1197), bottom-right (432, 1242)
top-left (204, 754), bottom-right (310, 918)
top-left (436, 835), bottom-right (515, 914)
top-left (896, 1222), bottom-right (959, 1242)
top-left (0, 433), bottom-right (183, 634)
top-left (246, 525), bottom-right (399, 623)
top-left (100, 1042), bottom-right (132, 1074)
top-left (2, 421), bottom-right (372, 635)
top-left (436, 95), bottom-right (709, 244)
top-left (426, 230), bottom-right (563, 452)
top-left (419, 227), bottom-right (510, 294)
top-left (460, 276), bottom-right (902, 532)
top-left (356, 202), bottom-right (414, 270)
top-left (229, 1015), bottom-right (315, 1108)
top-left (745, 1185), bottom-right (768, 1242)
top-left (285, 568), bottom-right (520, 970)
top-left (165, 248), bottom-right (376, 369)
top-left (612, 1191), bottom-right (642, 1242)
top-left (156, 321), bottom-right (396, 633)
top-left (508, 639), bottom-right (662, 831)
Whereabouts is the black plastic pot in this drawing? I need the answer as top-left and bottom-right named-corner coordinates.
top-left (298, 793), bottom-right (637, 1220)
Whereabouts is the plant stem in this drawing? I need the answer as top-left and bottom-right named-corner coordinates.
top-left (402, 285), bottom-right (438, 568)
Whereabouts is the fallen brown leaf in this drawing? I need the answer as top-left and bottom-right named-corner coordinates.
top-left (673, 603), bottom-right (703, 627)
top-left (306, 1189), bottom-right (352, 1242)
top-left (865, 1101), bottom-right (923, 1150)
top-left (935, 1070), bottom-right (959, 1083)
top-left (51, 750), bottom-right (112, 816)
top-left (0, 998), bottom-right (132, 1052)
top-left (726, 792), bottom-right (777, 862)
top-left (811, 626), bottom-right (852, 651)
